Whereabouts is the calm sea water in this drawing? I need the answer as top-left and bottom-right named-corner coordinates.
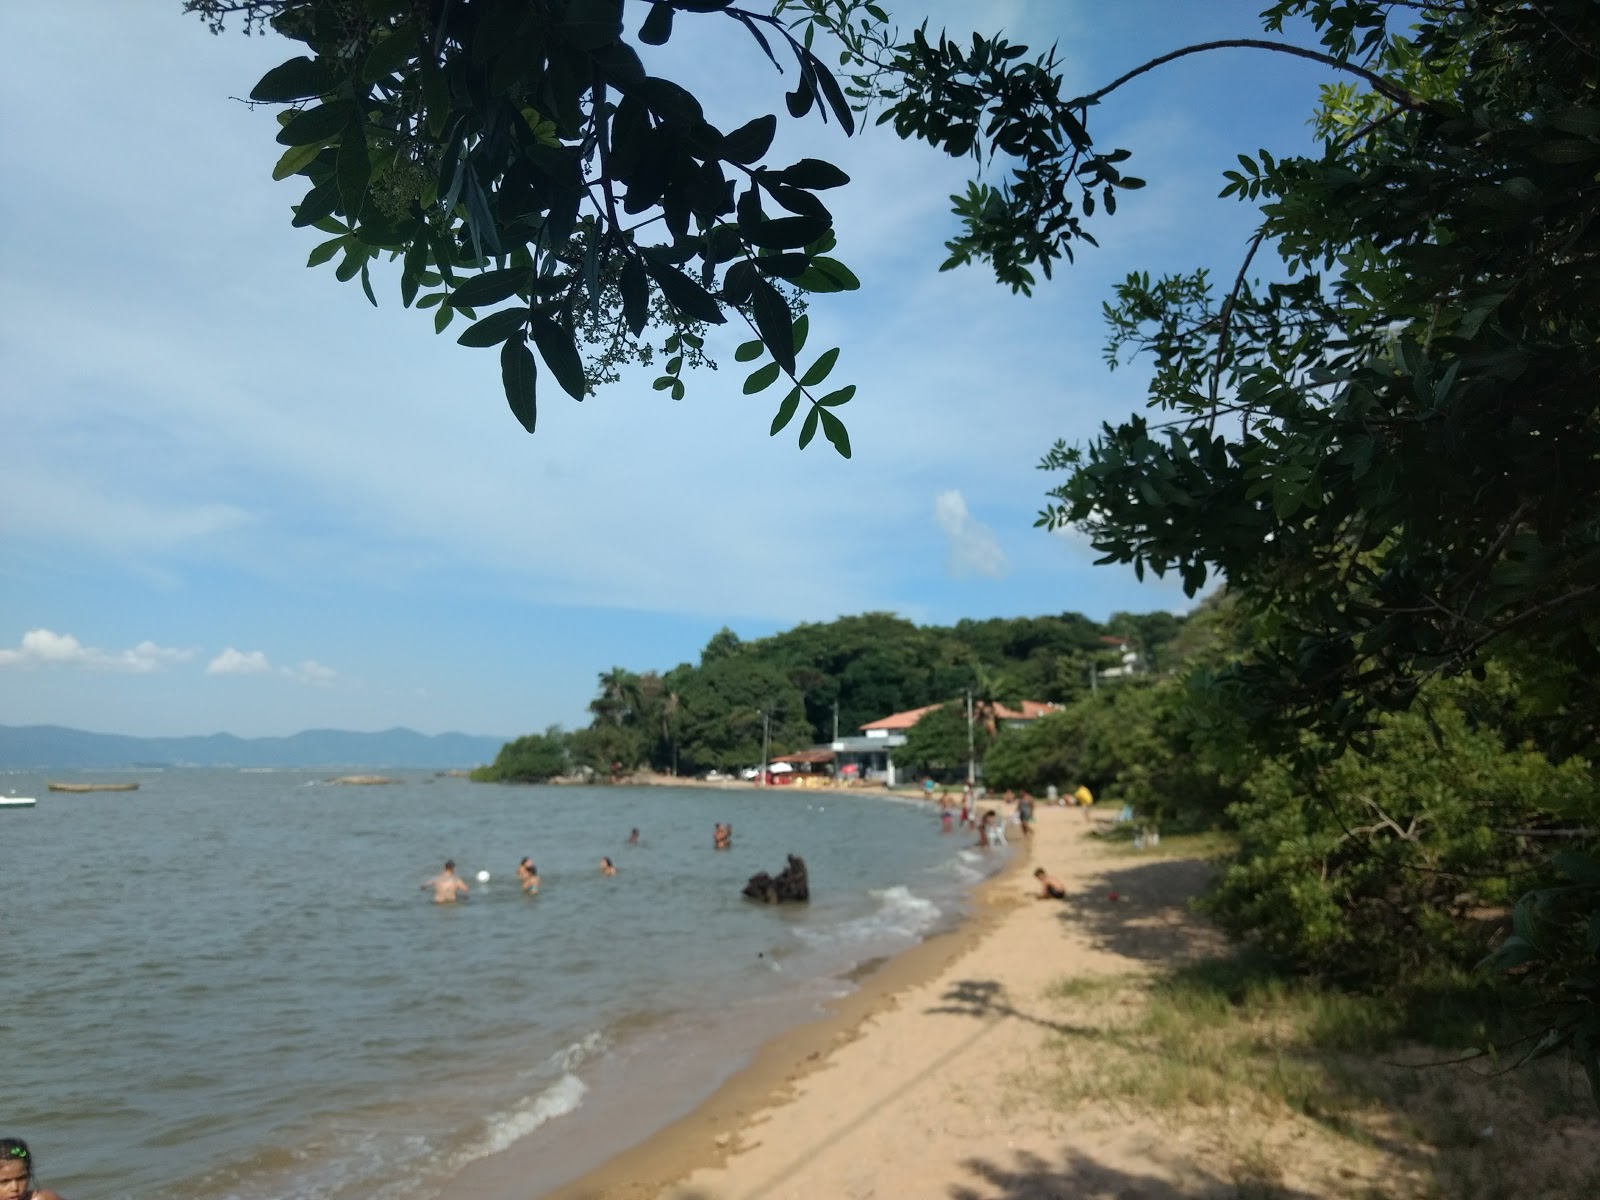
top-left (2, 770), bottom-right (998, 1200)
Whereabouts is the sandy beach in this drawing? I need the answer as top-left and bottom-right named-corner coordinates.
top-left (543, 802), bottom-right (1600, 1200)
top-left (547, 803), bottom-right (1230, 1200)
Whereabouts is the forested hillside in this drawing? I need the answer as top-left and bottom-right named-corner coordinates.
top-left (552, 608), bottom-right (1185, 776)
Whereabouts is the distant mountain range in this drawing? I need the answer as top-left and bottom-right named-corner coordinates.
top-left (0, 724), bottom-right (507, 769)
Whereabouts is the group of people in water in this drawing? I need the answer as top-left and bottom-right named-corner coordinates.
top-left (420, 824), bottom-right (735, 902)
top-left (937, 785), bottom-right (1037, 848)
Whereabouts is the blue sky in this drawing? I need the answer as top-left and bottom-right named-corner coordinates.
top-left (0, 1), bottom-right (1336, 738)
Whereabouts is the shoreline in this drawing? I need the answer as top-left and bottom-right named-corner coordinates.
top-left (535, 819), bottom-right (1036, 1200)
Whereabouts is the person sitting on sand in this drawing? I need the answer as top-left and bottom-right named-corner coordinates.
top-left (1, 1137), bottom-right (66, 1200)
top-left (600, 857), bottom-right (617, 876)
top-left (517, 857), bottom-right (540, 894)
top-left (422, 860), bottom-right (469, 904)
top-left (1034, 868), bottom-right (1068, 900)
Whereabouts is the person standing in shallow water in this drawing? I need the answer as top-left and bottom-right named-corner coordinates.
top-left (627, 828), bottom-right (640, 845)
top-left (517, 857), bottom-right (540, 894)
top-left (422, 859), bottom-right (469, 903)
top-left (600, 857), bottom-right (617, 876)
top-left (0, 1138), bottom-right (66, 1200)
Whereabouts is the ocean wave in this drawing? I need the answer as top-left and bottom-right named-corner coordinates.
top-left (933, 855), bottom-right (984, 884)
top-left (798, 885), bottom-right (943, 949)
top-left (460, 1072), bottom-right (588, 1160)
top-left (547, 1029), bottom-right (605, 1074)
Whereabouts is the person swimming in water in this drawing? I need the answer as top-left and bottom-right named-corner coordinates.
top-left (713, 823), bottom-right (732, 850)
top-left (517, 857), bottom-right (540, 894)
top-left (600, 856), bottom-right (617, 876)
top-left (422, 860), bottom-right (469, 903)
top-left (627, 828), bottom-right (640, 845)
top-left (1034, 868), bottom-right (1067, 900)
top-left (0, 1138), bottom-right (66, 1200)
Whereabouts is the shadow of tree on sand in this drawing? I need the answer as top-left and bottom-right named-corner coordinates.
top-left (925, 978), bottom-right (1107, 1038)
top-left (1055, 856), bottom-right (1223, 964)
top-left (949, 1145), bottom-right (1321, 1200)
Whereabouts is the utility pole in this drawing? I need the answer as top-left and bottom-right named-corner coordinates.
top-left (760, 709), bottom-right (771, 787)
top-left (832, 698), bottom-right (839, 742)
top-left (966, 688), bottom-right (976, 786)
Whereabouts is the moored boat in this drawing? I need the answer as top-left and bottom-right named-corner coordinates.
top-left (1, 796), bottom-right (38, 807)
top-left (47, 781), bottom-right (140, 793)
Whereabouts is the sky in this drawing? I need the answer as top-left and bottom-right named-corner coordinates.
top-left (0, 1), bottom-right (1338, 738)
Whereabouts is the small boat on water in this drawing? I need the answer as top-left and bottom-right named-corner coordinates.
top-left (1, 796), bottom-right (37, 807)
top-left (47, 781), bottom-right (140, 793)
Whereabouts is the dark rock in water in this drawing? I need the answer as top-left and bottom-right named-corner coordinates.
top-left (743, 854), bottom-right (810, 904)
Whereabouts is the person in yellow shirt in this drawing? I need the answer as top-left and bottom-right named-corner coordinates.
top-left (1073, 784), bottom-right (1094, 807)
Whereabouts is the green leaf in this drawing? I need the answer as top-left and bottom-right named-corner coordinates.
top-left (652, 376), bottom-right (675, 391)
top-left (306, 236), bottom-right (344, 268)
top-left (744, 214), bottom-right (830, 250)
top-left (775, 158), bottom-right (850, 189)
top-left (749, 278), bottom-right (794, 374)
top-left (744, 361), bottom-right (781, 394)
top-left (642, 258), bottom-right (726, 324)
top-left (292, 181), bottom-right (340, 227)
top-left (363, 29), bottom-right (417, 80)
top-left (817, 384), bottom-right (854, 407)
top-left (722, 114), bottom-right (777, 164)
top-left (639, 3), bottom-right (673, 45)
top-left (276, 101), bottom-right (354, 147)
top-left (799, 347), bottom-right (839, 387)
top-left (565, 0), bottom-right (623, 49)
top-left (530, 313), bottom-right (587, 400)
top-left (620, 255), bottom-right (649, 335)
top-left (359, 263), bottom-right (377, 307)
top-left (251, 56), bottom-right (335, 103)
top-left (734, 339), bottom-right (765, 362)
top-left (818, 408), bottom-right (852, 458)
top-left (500, 337), bottom-right (538, 433)
top-left (447, 268), bottom-right (533, 309)
top-left (456, 308), bottom-right (529, 348)
top-left (770, 387), bottom-right (802, 435)
top-left (798, 405), bottom-right (820, 449)
top-left (434, 303), bottom-right (454, 334)
top-left (790, 256), bottom-right (860, 293)
top-left (272, 142), bottom-right (323, 181)
top-left (336, 118), bottom-right (371, 217)
top-left (334, 250), bottom-right (363, 283)
top-left (791, 313), bottom-right (810, 355)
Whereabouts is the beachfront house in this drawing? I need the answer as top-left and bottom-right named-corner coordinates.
top-left (853, 699), bottom-right (1060, 785)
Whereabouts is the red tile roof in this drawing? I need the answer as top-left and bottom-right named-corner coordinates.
top-left (860, 699), bottom-right (1057, 731)
top-left (859, 703), bottom-right (944, 732)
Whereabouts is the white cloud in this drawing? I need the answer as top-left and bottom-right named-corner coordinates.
top-left (207, 647), bottom-right (272, 676)
top-left (933, 490), bottom-right (1009, 580)
top-left (0, 628), bottom-right (191, 673)
top-left (287, 659), bottom-right (337, 686)
top-left (207, 648), bottom-right (340, 687)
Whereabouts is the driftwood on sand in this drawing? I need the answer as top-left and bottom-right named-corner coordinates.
top-left (743, 854), bottom-right (810, 904)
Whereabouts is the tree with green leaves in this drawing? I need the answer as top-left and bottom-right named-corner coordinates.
top-left (186, 0), bottom-right (875, 452)
top-left (1021, 0), bottom-right (1600, 1091)
top-left (893, 699), bottom-right (984, 781)
top-left (471, 724), bottom-right (569, 780)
